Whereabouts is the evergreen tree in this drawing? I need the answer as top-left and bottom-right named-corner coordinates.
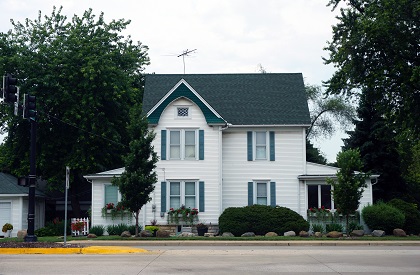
top-left (343, 91), bottom-right (406, 201)
top-left (327, 149), bottom-right (369, 234)
top-left (112, 104), bottom-right (158, 236)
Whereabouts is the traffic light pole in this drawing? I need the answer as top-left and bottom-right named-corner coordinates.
top-left (24, 118), bottom-right (37, 242)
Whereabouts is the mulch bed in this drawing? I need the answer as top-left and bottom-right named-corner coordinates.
top-left (0, 241), bottom-right (84, 248)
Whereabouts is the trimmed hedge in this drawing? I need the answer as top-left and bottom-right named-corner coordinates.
top-left (218, 205), bottom-right (309, 236)
top-left (362, 202), bottom-right (405, 234)
top-left (387, 199), bottom-right (420, 235)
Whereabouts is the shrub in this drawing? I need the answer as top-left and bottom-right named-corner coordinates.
top-left (89, 225), bottom-right (105, 236)
top-left (35, 218), bottom-right (70, 237)
top-left (128, 225), bottom-right (141, 235)
top-left (387, 199), bottom-right (420, 234)
top-left (362, 202), bottom-right (405, 234)
top-left (218, 205), bottom-right (309, 236)
top-left (326, 223), bottom-right (343, 233)
top-left (311, 223), bottom-right (324, 233)
top-left (347, 221), bottom-right (363, 232)
top-left (106, 223), bottom-right (129, 235)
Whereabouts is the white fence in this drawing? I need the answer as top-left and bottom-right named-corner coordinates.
top-left (71, 217), bottom-right (89, 236)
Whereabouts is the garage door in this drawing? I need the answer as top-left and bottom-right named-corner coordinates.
top-left (0, 202), bottom-right (12, 235)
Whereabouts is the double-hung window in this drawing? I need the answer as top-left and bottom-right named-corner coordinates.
top-left (169, 181), bottom-right (197, 209)
top-left (247, 131), bottom-right (275, 161)
top-left (169, 130), bottom-right (196, 160)
top-left (248, 181), bottom-right (276, 206)
top-left (162, 129), bottom-right (204, 160)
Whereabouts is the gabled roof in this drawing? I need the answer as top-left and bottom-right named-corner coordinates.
top-left (143, 73), bottom-right (311, 126)
top-left (84, 167), bottom-right (125, 179)
top-left (0, 172), bottom-right (45, 197)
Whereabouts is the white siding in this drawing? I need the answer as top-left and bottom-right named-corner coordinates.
top-left (149, 98), bottom-right (221, 225)
top-left (222, 127), bottom-right (306, 213)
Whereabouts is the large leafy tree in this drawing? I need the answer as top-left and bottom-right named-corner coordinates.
top-left (305, 84), bottom-right (355, 140)
top-left (112, 104), bottom-right (158, 236)
top-left (327, 149), bottom-right (369, 234)
top-left (0, 7), bottom-right (149, 216)
top-left (324, 0), bottom-right (420, 135)
top-left (325, 0), bottom-right (419, 201)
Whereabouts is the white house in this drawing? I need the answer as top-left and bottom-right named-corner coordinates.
top-left (0, 172), bottom-right (45, 237)
top-left (85, 73), bottom-right (375, 230)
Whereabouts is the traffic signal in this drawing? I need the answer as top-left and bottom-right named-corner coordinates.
top-left (23, 94), bottom-right (36, 120)
top-left (2, 73), bottom-right (18, 103)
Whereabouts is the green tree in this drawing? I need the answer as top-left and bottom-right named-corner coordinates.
top-left (306, 140), bottom-right (327, 165)
top-left (0, 7), bottom-right (149, 216)
top-left (305, 84), bottom-right (355, 140)
top-left (324, 0), bottom-right (420, 136)
top-left (112, 104), bottom-right (158, 236)
top-left (327, 149), bottom-right (369, 234)
top-left (343, 91), bottom-right (406, 201)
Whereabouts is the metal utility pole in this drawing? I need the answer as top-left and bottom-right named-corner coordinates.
top-left (25, 116), bottom-right (37, 242)
top-left (177, 49), bottom-right (196, 74)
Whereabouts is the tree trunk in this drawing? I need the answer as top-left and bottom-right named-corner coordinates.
top-left (135, 209), bottom-right (140, 237)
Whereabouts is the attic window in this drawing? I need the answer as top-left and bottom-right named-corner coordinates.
top-left (177, 107), bottom-right (189, 117)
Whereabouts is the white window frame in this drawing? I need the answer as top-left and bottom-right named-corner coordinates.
top-left (307, 184), bottom-right (334, 210)
top-left (254, 131), bottom-right (269, 160)
top-left (168, 129), bottom-right (198, 160)
top-left (254, 181), bottom-right (270, 206)
top-left (168, 181), bottom-right (198, 209)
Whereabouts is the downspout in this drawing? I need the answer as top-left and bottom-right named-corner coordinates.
top-left (219, 123), bottom-right (231, 217)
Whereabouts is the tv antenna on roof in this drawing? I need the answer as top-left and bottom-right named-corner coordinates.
top-left (177, 49), bottom-right (197, 74)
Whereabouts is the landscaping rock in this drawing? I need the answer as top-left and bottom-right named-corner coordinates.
top-left (284, 231), bottom-right (296, 237)
top-left (241, 232), bottom-right (255, 237)
top-left (265, 232), bottom-right (278, 237)
top-left (120, 231), bottom-right (131, 238)
top-left (326, 231), bottom-right (343, 238)
top-left (140, 230), bottom-right (153, 237)
top-left (393, 228), bottom-right (407, 237)
top-left (314, 232), bottom-right (322, 238)
top-left (222, 232), bottom-right (235, 237)
top-left (156, 230), bottom-right (171, 238)
top-left (204, 233), bottom-right (215, 237)
top-left (372, 230), bottom-right (385, 237)
top-left (350, 230), bottom-right (364, 237)
top-left (299, 231), bottom-right (309, 237)
top-left (87, 233), bottom-right (97, 238)
top-left (17, 230), bottom-right (27, 239)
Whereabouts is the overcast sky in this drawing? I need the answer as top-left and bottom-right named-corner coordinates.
top-left (0, 0), bottom-right (346, 162)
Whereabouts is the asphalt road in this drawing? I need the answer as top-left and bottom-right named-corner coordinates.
top-left (1, 245), bottom-right (419, 274)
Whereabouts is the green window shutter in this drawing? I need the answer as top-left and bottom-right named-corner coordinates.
top-left (199, 181), bottom-right (205, 212)
top-left (105, 185), bottom-right (118, 205)
top-left (161, 181), bottom-right (167, 212)
top-left (247, 131), bottom-right (253, 161)
top-left (270, 182), bottom-right (276, 207)
top-left (269, 131), bottom-right (275, 161)
top-left (199, 130), bottom-right (204, 160)
top-left (248, 182), bottom-right (253, 205)
top-left (161, 130), bottom-right (167, 160)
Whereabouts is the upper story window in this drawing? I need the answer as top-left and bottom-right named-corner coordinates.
top-left (247, 131), bottom-right (275, 161)
top-left (169, 129), bottom-right (197, 160)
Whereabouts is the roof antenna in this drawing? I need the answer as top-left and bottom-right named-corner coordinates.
top-left (177, 49), bottom-right (197, 74)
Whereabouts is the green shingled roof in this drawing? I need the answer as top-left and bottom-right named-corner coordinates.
top-left (0, 173), bottom-right (45, 196)
top-left (143, 73), bottom-right (311, 126)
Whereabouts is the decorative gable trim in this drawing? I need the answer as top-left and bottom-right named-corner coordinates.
top-left (147, 79), bottom-right (226, 125)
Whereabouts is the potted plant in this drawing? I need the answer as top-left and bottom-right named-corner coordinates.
top-left (2, 223), bottom-right (13, 238)
top-left (195, 222), bottom-right (208, 236)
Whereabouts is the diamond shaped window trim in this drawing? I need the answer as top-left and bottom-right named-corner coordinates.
top-left (177, 107), bottom-right (189, 117)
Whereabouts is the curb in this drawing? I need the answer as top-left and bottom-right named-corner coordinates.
top-left (0, 246), bottom-right (149, 255)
